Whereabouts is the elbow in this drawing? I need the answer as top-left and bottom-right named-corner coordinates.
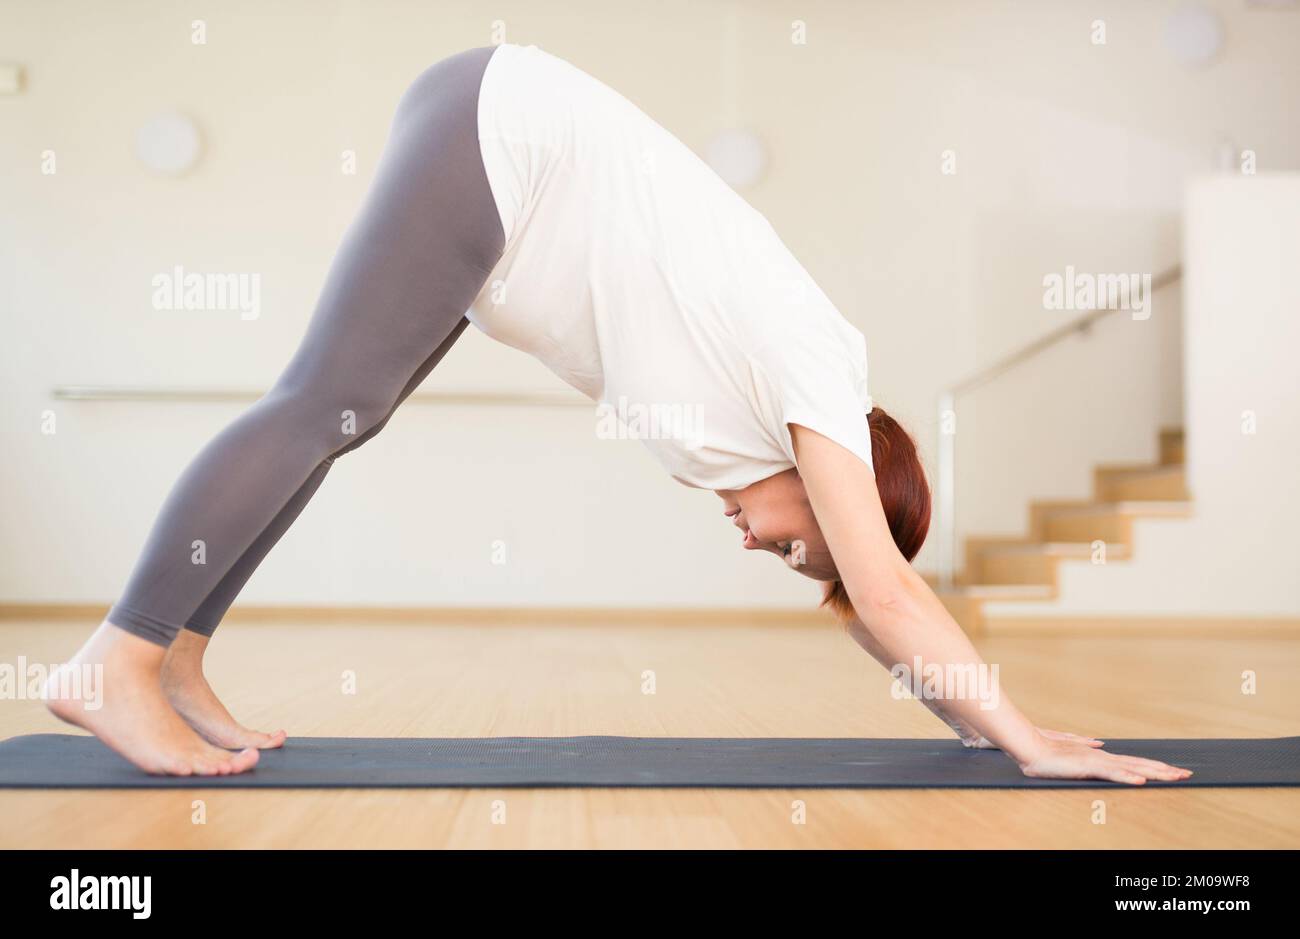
top-left (847, 567), bottom-right (929, 631)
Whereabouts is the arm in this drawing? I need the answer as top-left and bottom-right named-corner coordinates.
top-left (845, 613), bottom-right (984, 745)
top-left (791, 423), bottom-right (1192, 784)
top-left (846, 612), bottom-right (1102, 750)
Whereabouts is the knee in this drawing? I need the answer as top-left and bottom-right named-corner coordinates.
top-left (322, 389), bottom-right (398, 456)
top-left (259, 381), bottom-right (397, 458)
top-left (334, 400), bottom-right (393, 449)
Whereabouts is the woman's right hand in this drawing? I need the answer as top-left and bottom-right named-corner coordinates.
top-left (960, 726), bottom-right (1103, 751)
top-left (1017, 734), bottom-right (1193, 785)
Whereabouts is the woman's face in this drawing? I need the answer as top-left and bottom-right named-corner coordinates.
top-left (715, 470), bottom-right (838, 582)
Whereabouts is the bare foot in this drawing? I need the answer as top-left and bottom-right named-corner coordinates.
top-left (46, 621), bottom-right (259, 776)
top-left (162, 630), bottom-right (287, 751)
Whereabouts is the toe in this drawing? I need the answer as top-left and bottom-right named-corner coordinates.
top-left (230, 748), bottom-right (260, 773)
top-left (198, 744), bottom-right (237, 775)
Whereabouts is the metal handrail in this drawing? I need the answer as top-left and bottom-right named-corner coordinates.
top-left (50, 386), bottom-right (589, 407)
top-left (935, 264), bottom-right (1182, 590)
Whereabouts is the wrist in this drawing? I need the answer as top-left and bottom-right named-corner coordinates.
top-left (1005, 727), bottom-right (1050, 766)
top-left (947, 718), bottom-right (980, 744)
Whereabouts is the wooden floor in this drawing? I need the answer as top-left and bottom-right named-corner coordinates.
top-left (1, 617), bottom-right (1297, 849)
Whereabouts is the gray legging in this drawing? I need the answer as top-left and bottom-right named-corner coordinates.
top-left (107, 47), bottom-right (505, 647)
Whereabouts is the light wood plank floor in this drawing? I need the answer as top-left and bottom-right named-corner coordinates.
top-left (1, 618), bottom-right (1296, 849)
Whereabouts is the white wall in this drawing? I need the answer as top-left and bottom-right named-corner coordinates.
top-left (2, 1), bottom-right (1299, 611)
top-left (987, 175), bottom-right (1300, 618)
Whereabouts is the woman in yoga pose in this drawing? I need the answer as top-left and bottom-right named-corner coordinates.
top-left (51, 44), bottom-right (1191, 784)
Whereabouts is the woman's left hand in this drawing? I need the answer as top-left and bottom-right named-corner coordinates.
top-left (960, 727), bottom-right (1104, 750)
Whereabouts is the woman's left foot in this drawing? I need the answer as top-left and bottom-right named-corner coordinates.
top-left (161, 631), bottom-right (287, 751)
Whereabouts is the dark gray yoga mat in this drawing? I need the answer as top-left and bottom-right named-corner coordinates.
top-left (0, 734), bottom-right (1296, 789)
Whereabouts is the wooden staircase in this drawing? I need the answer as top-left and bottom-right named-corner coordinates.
top-left (934, 428), bottom-right (1191, 633)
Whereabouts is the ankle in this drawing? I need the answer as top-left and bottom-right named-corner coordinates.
top-left (168, 629), bottom-right (210, 659)
top-left (94, 621), bottom-right (168, 669)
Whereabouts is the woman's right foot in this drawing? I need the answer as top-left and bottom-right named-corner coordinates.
top-left (161, 629), bottom-right (287, 751)
top-left (45, 621), bottom-right (259, 776)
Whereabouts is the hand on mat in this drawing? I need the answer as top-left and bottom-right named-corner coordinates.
top-left (1017, 735), bottom-right (1193, 785)
top-left (960, 727), bottom-right (1103, 751)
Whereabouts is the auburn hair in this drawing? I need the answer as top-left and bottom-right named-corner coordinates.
top-left (821, 406), bottom-right (931, 620)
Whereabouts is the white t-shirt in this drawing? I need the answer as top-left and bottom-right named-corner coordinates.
top-left (469, 43), bottom-right (874, 490)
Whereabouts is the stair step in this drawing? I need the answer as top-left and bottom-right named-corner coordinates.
top-left (1043, 512), bottom-right (1126, 544)
top-left (937, 582), bottom-right (1058, 632)
top-left (1039, 500), bottom-right (1193, 517)
top-left (1159, 427), bottom-right (1185, 466)
top-left (973, 550), bottom-right (1056, 585)
top-left (977, 541), bottom-right (1133, 558)
top-left (1094, 464), bottom-right (1188, 501)
top-left (968, 541), bottom-right (1129, 585)
top-left (939, 427), bottom-right (1193, 632)
top-left (1031, 500), bottom-right (1190, 545)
